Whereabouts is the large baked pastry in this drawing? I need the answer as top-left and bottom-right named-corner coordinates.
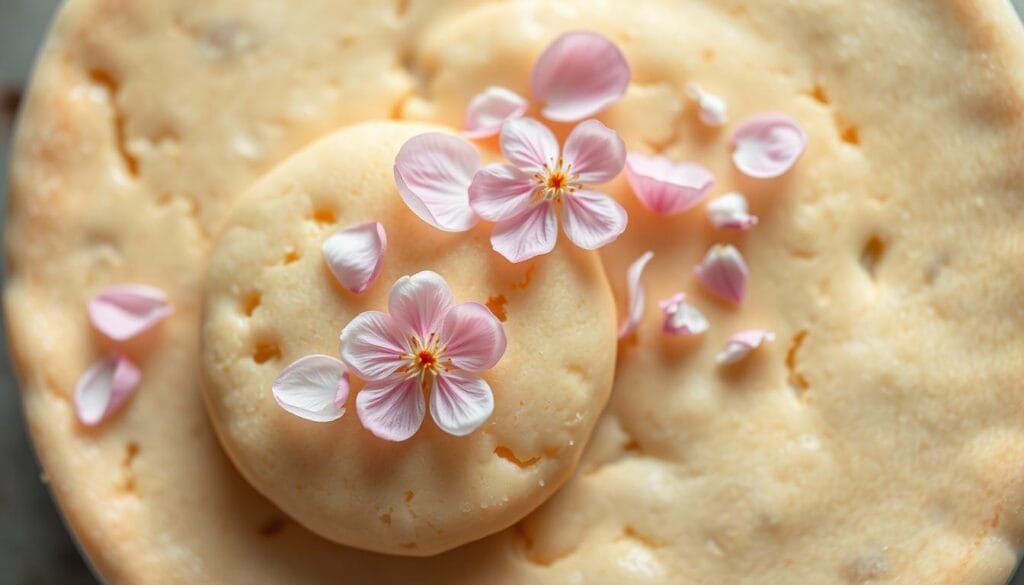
top-left (7, 1), bottom-right (1024, 583)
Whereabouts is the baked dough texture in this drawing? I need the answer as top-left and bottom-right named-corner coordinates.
top-left (201, 121), bottom-right (616, 555)
top-left (7, 0), bottom-right (1024, 583)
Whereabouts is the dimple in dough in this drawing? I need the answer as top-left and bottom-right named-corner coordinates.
top-left (7, 0), bottom-right (1024, 583)
top-left (201, 121), bottom-right (617, 556)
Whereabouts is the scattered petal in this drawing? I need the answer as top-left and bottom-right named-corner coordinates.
top-left (625, 154), bottom-right (715, 215)
top-left (463, 86), bottom-right (529, 139)
top-left (562, 119), bottom-right (626, 183)
top-left (387, 271), bottom-right (455, 342)
top-left (695, 244), bottom-right (749, 304)
top-left (687, 83), bottom-right (728, 127)
top-left (339, 311), bottom-right (409, 381)
top-left (561, 189), bottom-right (628, 250)
top-left (394, 133), bottom-right (481, 232)
top-left (706, 192), bottom-right (759, 230)
top-left (468, 163), bottom-right (538, 222)
top-left (74, 354), bottom-right (141, 426)
top-left (500, 117), bottom-right (560, 174)
top-left (716, 329), bottom-right (775, 365)
top-left (619, 251), bottom-right (655, 339)
top-left (490, 201), bottom-right (557, 263)
top-left (532, 31), bottom-right (630, 122)
top-left (440, 302), bottom-right (507, 372)
top-left (731, 114), bottom-right (807, 179)
top-left (272, 355), bottom-right (350, 422)
top-left (430, 370), bottom-right (495, 437)
top-left (356, 376), bottom-right (426, 442)
top-left (87, 284), bottom-right (174, 342)
top-left (659, 293), bottom-right (709, 336)
top-left (322, 222), bottom-right (387, 294)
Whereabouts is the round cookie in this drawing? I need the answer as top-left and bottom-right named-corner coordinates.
top-left (200, 121), bottom-right (617, 556)
top-left (8, 0), bottom-right (1024, 583)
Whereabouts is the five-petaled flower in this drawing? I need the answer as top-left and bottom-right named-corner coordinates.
top-left (340, 271), bottom-right (507, 441)
top-left (468, 117), bottom-right (628, 263)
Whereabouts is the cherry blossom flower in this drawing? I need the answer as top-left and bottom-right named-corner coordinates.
top-left (272, 355), bottom-right (351, 423)
top-left (393, 133), bottom-right (481, 232)
top-left (88, 284), bottom-right (174, 341)
top-left (532, 31), bottom-right (630, 122)
top-left (464, 86), bottom-right (529, 139)
top-left (731, 114), bottom-right (807, 178)
top-left (625, 154), bottom-right (715, 215)
top-left (322, 222), bottom-right (387, 294)
top-left (74, 353), bottom-right (141, 426)
top-left (340, 271), bottom-right (507, 441)
top-left (695, 244), bottom-right (748, 304)
top-left (706, 192), bottom-right (758, 230)
top-left (659, 293), bottom-right (709, 336)
top-left (469, 117), bottom-right (628, 263)
top-left (716, 330), bottom-right (775, 365)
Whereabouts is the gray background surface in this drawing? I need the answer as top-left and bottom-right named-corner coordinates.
top-left (2, 1), bottom-right (1024, 584)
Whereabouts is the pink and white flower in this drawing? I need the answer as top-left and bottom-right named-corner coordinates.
top-left (532, 31), bottom-right (631, 122)
top-left (394, 133), bottom-right (481, 232)
top-left (659, 293), bottom-right (709, 336)
top-left (464, 86), bottom-right (529, 139)
top-left (625, 154), bottom-right (715, 215)
top-left (716, 329), bottom-right (775, 365)
top-left (731, 114), bottom-right (807, 179)
top-left (340, 271), bottom-right (507, 441)
top-left (469, 117), bottom-right (628, 263)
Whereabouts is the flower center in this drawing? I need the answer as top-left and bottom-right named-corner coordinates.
top-left (416, 350), bottom-right (437, 369)
top-left (404, 333), bottom-right (445, 381)
top-left (535, 157), bottom-right (578, 202)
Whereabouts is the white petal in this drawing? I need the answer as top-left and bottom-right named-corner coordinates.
top-left (87, 284), bottom-right (174, 341)
top-left (74, 354), bottom-right (141, 426)
top-left (394, 133), bottom-right (481, 232)
top-left (440, 302), bottom-right (507, 372)
top-left (716, 330), bottom-right (775, 365)
top-left (272, 355), bottom-right (349, 422)
top-left (695, 244), bottom-right (749, 304)
top-left (430, 371), bottom-right (494, 437)
top-left (731, 114), bottom-right (807, 179)
top-left (706, 192), bottom-right (759, 230)
top-left (659, 293), bottom-right (709, 336)
top-left (356, 376), bottom-right (426, 442)
top-left (618, 251), bottom-right (655, 339)
top-left (500, 117), bottom-right (560, 174)
top-left (625, 153), bottom-right (715, 215)
top-left (387, 271), bottom-right (455, 341)
top-left (464, 86), bottom-right (529, 139)
top-left (322, 222), bottom-right (387, 294)
top-left (687, 83), bottom-right (728, 127)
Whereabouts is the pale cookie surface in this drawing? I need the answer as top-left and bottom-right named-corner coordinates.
top-left (7, 0), bottom-right (1024, 583)
top-left (201, 121), bottom-right (616, 555)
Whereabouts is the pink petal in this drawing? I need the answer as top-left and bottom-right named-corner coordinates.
top-left (430, 371), bottom-right (494, 437)
top-left (562, 119), bottom-right (626, 184)
top-left (440, 302), bottom-right (507, 372)
top-left (388, 270), bottom-right (455, 341)
top-left (74, 354), bottom-right (141, 426)
top-left (500, 117), bottom-right (560, 173)
top-left (618, 251), bottom-right (654, 339)
top-left (87, 284), bottom-right (174, 341)
top-left (339, 310), bottom-right (409, 381)
top-left (706, 192), bottom-right (759, 230)
top-left (490, 202), bottom-right (557, 263)
top-left (322, 222), bottom-right (387, 294)
top-left (272, 355), bottom-right (349, 422)
top-left (716, 329), bottom-right (775, 365)
top-left (625, 153), bottom-right (715, 215)
top-left (356, 376), bottom-right (426, 442)
top-left (687, 83), bottom-right (728, 127)
top-left (731, 114), bottom-right (807, 179)
top-left (394, 133), bottom-right (481, 232)
top-left (468, 163), bottom-right (538, 222)
top-left (531, 31), bottom-right (630, 122)
top-left (561, 189), bottom-right (628, 250)
top-left (463, 86), bottom-right (529, 139)
top-left (695, 244), bottom-right (748, 304)
top-left (659, 293), bottom-right (710, 336)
